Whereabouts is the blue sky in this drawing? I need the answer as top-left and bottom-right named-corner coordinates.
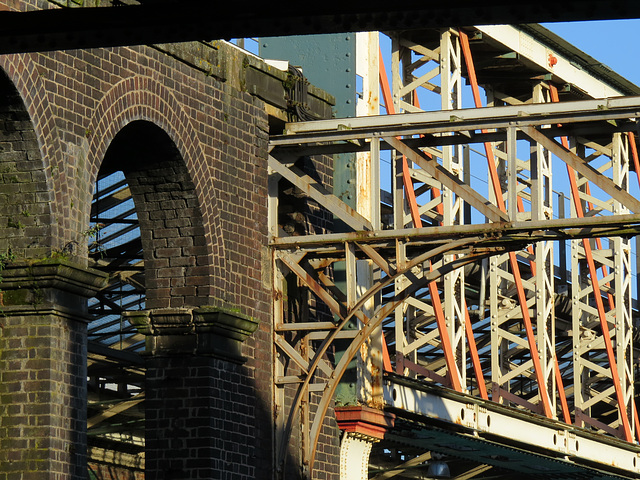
top-left (541, 20), bottom-right (640, 86)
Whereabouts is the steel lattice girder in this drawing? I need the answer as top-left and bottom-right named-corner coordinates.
top-left (270, 95), bottom-right (640, 477)
top-left (384, 376), bottom-right (640, 479)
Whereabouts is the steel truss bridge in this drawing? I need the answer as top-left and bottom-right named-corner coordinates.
top-left (269, 26), bottom-right (640, 480)
top-left (81, 21), bottom-right (640, 480)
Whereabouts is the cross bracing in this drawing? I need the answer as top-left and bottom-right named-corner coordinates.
top-left (87, 170), bottom-right (145, 466)
top-left (270, 26), bottom-right (640, 479)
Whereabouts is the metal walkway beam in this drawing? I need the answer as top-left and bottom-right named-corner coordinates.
top-left (385, 376), bottom-right (640, 479)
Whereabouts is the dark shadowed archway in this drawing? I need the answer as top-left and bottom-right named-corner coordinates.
top-left (86, 119), bottom-right (215, 477)
top-left (0, 67), bottom-right (52, 259)
top-left (99, 120), bottom-right (212, 310)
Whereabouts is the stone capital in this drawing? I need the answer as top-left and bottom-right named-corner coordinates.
top-left (0, 259), bottom-right (108, 321)
top-left (126, 306), bottom-right (258, 363)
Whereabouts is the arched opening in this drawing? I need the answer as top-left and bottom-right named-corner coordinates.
top-left (86, 120), bottom-right (211, 478)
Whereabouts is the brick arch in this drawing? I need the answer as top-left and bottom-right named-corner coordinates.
top-left (0, 55), bottom-right (61, 256)
top-left (86, 75), bottom-right (226, 304)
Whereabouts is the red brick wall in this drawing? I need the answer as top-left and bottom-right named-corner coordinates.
top-left (0, 3), bottom-right (270, 322)
top-left (0, 1), bottom-right (274, 479)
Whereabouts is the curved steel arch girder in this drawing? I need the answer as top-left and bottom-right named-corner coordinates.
top-left (275, 235), bottom-right (506, 476)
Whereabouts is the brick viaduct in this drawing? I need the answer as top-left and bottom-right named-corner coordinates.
top-left (0, 1), bottom-right (336, 479)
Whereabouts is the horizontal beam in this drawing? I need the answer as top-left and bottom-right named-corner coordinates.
top-left (384, 378), bottom-right (640, 476)
top-left (87, 341), bottom-right (144, 366)
top-left (271, 213), bottom-right (640, 250)
top-left (87, 392), bottom-right (145, 429)
top-left (276, 96), bottom-right (640, 143)
top-left (5, 3), bottom-right (640, 54)
top-left (271, 122), bottom-right (627, 157)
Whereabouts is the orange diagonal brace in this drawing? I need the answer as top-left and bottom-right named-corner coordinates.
top-left (565, 155), bottom-right (633, 441)
top-left (549, 85), bottom-right (633, 441)
top-left (627, 132), bottom-right (640, 441)
top-left (629, 134), bottom-right (640, 440)
top-left (460, 29), bottom-right (555, 419)
top-left (463, 300), bottom-right (488, 400)
top-left (517, 194), bottom-right (570, 422)
top-left (379, 47), bottom-right (395, 116)
top-left (413, 93), bottom-right (447, 219)
top-left (429, 271), bottom-right (462, 392)
top-left (554, 359), bottom-right (572, 424)
top-left (379, 46), bottom-right (422, 226)
top-left (629, 132), bottom-right (640, 191)
top-left (584, 182), bottom-right (615, 310)
top-left (402, 156), bottom-right (424, 227)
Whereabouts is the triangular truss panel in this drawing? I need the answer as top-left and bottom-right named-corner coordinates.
top-left (269, 25), bottom-right (640, 479)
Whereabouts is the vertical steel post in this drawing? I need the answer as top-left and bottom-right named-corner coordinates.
top-left (612, 133), bottom-right (635, 438)
top-left (531, 84), bottom-right (557, 417)
top-left (273, 257), bottom-right (286, 476)
top-left (355, 31), bottom-right (383, 408)
top-left (441, 29), bottom-right (466, 390)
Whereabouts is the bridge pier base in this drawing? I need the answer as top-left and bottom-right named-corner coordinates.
top-left (129, 307), bottom-right (258, 480)
top-left (0, 261), bottom-right (106, 480)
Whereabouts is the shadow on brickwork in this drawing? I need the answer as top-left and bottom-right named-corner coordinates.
top-left (277, 154), bottom-right (341, 479)
top-left (86, 120), bottom-right (330, 480)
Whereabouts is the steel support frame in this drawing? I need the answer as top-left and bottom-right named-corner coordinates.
top-left (457, 30), bottom-right (558, 418)
top-left (269, 97), bottom-right (640, 477)
top-left (570, 131), bottom-right (635, 440)
top-left (387, 28), bottom-right (467, 391)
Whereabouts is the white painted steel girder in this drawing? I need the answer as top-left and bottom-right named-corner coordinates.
top-left (281, 95), bottom-right (640, 137)
top-left (475, 25), bottom-right (624, 99)
top-left (383, 380), bottom-right (640, 475)
top-left (339, 433), bottom-right (375, 480)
